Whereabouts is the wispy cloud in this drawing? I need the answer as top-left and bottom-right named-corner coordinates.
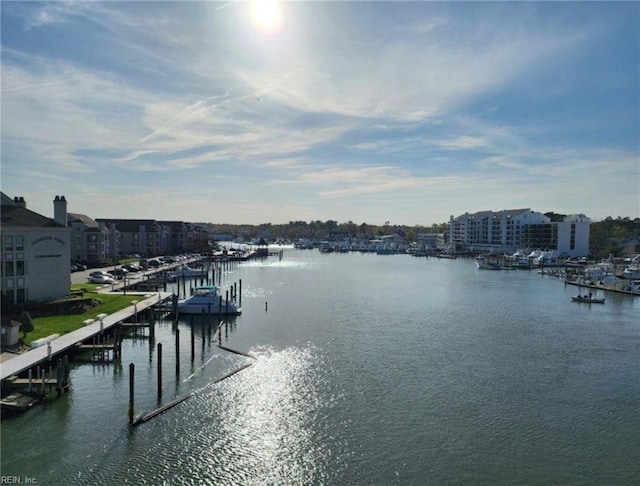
top-left (1, 1), bottom-right (637, 223)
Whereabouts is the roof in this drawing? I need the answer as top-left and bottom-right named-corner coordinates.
top-left (0, 192), bottom-right (63, 228)
top-left (68, 212), bottom-right (99, 228)
top-left (453, 208), bottom-right (531, 221)
top-left (95, 218), bottom-right (160, 232)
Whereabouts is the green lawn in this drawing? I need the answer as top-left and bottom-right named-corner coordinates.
top-left (27, 291), bottom-right (142, 345)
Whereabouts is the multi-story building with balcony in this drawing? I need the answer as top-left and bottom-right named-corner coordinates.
top-left (68, 212), bottom-right (111, 265)
top-left (96, 219), bottom-right (169, 258)
top-left (448, 208), bottom-right (590, 256)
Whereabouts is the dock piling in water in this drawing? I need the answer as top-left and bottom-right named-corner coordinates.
top-left (129, 363), bottom-right (135, 426)
top-left (175, 329), bottom-right (180, 376)
top-left (157, 343), bottom-right (162, 399)
top-left (55, 359), bottom-right (63, 397)
top-left (190, 318), bottom-right (195, 362)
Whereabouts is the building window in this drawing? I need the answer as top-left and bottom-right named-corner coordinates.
top-left (4, 289), bottom-right (14, 304)
top-left (16, 288), bottom-right (26, 303)
top-left (15, 236), bottom-right (24, 251)
top-left (4, 261), bottom-right (14, 277)
top-left (16, 261), bottom-right (25, 276)
top-left (4, 236), bottom-right (13, 251)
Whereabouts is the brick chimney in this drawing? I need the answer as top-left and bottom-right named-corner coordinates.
top-left (53, 195), bottom-right (68, 226)
top-left (13, 196), bottom-right (26, 208)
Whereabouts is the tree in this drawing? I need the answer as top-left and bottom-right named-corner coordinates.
top-left (19, 311), bottom-right (34, 340)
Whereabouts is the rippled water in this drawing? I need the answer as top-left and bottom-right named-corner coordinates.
top-left (2, 250), bottom-right (639, 485)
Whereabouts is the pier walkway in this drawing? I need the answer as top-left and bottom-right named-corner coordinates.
top-left (0, 292), bottom-right (173, 382)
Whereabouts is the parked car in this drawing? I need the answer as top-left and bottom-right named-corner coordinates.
top-left (122, 263), bottom-right (143, 273)
top-left (87, 274), bottom-right (115, 284)
top-left (108, 268), bottom-right (129, 279)
top-left (146, 258), bottom-right (162, 268)
top-left (90, 271), bottom-right (112, 279)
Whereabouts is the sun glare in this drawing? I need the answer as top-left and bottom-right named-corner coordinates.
top-left (249, 0), bottom-right (283, 34)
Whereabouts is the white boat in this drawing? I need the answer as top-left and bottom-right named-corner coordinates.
top-left (173, 285), bottom-right (241, 315)
top-left (476, 258), bottom-right (501, 270)
top-left (622, 265), bottom-right (640, 280)
top-left (165, 265), bottom-right (208, 280)
top-left (583, 262), bottom-right (615, 280)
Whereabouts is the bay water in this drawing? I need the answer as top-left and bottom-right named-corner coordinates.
top-left (2, 249), bottom-right (639, 485)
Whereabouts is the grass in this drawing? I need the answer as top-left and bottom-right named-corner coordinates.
top-left (26, 289), bottom-right (142, 345)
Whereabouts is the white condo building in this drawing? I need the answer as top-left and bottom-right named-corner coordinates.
top-left (448, 208), bottom-right (590, 257)
top-left (1, 193), bottom-right (72, 304)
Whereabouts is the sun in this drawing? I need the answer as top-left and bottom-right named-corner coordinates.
top-left (249, 0), bottom-right (283, 34)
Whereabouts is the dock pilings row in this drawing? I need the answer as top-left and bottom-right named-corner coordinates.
top-left (128, 314), bottom-right (252, 427)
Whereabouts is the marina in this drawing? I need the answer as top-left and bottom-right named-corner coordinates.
top-left (1, 248), bottom-right (639, 485)
top-left (0, 292), bottom-right (172, 382)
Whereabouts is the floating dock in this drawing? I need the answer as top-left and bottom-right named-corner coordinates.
top-left (0, 392), bottom-right (43, 413)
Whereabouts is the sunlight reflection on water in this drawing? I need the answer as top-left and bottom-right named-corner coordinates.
top-left (203, 345), bottom-right (334, 485)
top-left (103, 344), bottom-right (341, 485)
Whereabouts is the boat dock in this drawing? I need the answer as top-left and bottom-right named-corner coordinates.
top-left (0, 292), bottom-right (173, 383)
top-left (565, 278), bottom-right (640, 296)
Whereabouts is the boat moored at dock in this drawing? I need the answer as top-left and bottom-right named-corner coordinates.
top-left (476, 258), bottom-right (501, 270)
top-left (165, 265), bottom-right (208, 281)
top-left (171, 285), bottom-right (241, 315)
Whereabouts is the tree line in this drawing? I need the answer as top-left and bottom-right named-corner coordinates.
top-left (202, 220), bottom-right (449, 243)
top-left (588, 216), bottom-right (640, 256)
top-left (202, 215), bottom-right (639, 257)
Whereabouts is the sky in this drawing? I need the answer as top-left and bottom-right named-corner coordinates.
top-left (1, 1), bottom-right (639, 226)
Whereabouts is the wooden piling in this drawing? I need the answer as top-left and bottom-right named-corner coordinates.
top-left (56, 358), bottom-right (63, 397)
top-left (225, 290), bottom-right (229, 316)
top-left (63, 355), bottom-right (70, 391)
top-left (173, 294), bottom-right (179, 327)
top-left (201, 314), bottom-right (205, 352)
top-left (150, 310), bottom-right (156, 340)
top-left (190, 318), bottom-right (195, 362)
top-left (157, 343), bottom-right (163, 399)
top-left (175, 328), bottom-right (180, 376)
top-left (129, 363), bottom-right (135, 425)
top-left (239, 279), bottom-right (242, 307)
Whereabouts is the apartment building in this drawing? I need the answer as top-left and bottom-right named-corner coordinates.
top-left (448, 208), bottom-right (590, 256)
top-left (1, 193), bottom-right (71, 304)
